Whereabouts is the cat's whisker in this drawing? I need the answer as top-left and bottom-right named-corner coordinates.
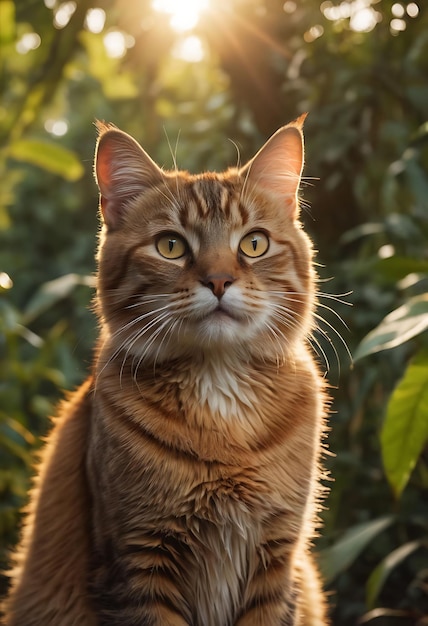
top-left (308, 332), bottom-right (331, 372)
top-left (150, 175), bottom-right (182, 212)
top-left (316, 290), bottom-right (353, 305)
top-left (280, 293), bottom-right (350, 333)
top-left (125, 297), bottom-right (171, 310)
top-left (270, 288), bottom-right (351, 310)
top-left (311, 323), bottom-right (341, 373)
top-left (120, 322), bottom-right (166, 386)
top-left (268, 288), bottom-right (351, 367)
top-left (269, 307), bottom-right (301, 329)
top-left (120, 311), bottom-right (172, 384)
top-left (315, 302), bottom-right (350, 332)
top-left (111, 304), bottom-right (172, 339)
top-left (313, 314), bottom-right (352, 373)
top-left (132, 322), bottom-right (170, 382)
top-left (100, 288), bottom-right (170, 300)
top-left (94, 306), bottom-right (174, 390)
top-left (228, 137), bottom-right (242, 170)
top-left (268, 302), bottom-right (331, 371)
top-left (138, 316), bottom-right (178, 376)
top-left (262, 320), bottom-right (288, 366)
top-left (126, 292), bottom-right (172, 302)
top-left (151, 318), bottom-right (180, 374)
top-left (163, 127), bottom-right (180, 173)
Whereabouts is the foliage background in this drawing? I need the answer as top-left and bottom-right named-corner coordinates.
top-left (1, 0), bottom-right (428, 623)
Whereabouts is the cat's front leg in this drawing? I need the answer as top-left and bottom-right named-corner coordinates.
top-left (91, 538), bottom-right (193, 626)
top-left (94, 580), bottom-right (192, 626)
top-left (235, 550), bottom-right (328, 626)
top-left (94, 585), bottom-right (192, 626)
top-left (235, 585), bottom-right (299, 626)
top-left (235, 546), bottom-right (299, 626)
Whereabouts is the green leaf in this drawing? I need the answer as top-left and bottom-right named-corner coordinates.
top-left (366, 540), bottom-right (422, 608)
top-left (23, 273), bottom-right (95, 325)
top-left (8, 140), bottom-right (84, 181)
top-left (354, 294), bottom-right (428, 361)
top-left (318, 517), bottom-right (393, 584)
top-left (381, 351), bottom-right (428, 498)
top-left (375, 257), bottom-right (428, 282)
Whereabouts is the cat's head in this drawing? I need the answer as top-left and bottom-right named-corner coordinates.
top-left (94, 119), bottom-right (315, 366)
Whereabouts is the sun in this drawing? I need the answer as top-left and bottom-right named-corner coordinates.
top-left (152, 0), bottom-right (210, 32)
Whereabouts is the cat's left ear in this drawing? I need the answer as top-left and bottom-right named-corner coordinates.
top-left (94, 122), bottom-right (165, 229)
top-left (239, 115), bottom-right (306, 219)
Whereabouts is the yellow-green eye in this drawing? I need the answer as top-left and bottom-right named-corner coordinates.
top-left (239, 231), bottom-right (269, 258)
top-left (156, 234), bottom-right (187, 259)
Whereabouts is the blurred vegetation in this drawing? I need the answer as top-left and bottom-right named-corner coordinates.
top-left (1, 0), bottom-right (428, 623)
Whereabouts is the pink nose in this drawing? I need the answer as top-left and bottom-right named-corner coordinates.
top-left (202, 274), bottom-right (235, 299)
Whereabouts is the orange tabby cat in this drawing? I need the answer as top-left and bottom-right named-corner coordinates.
top-left (4, 117), bottom-right (329, 625)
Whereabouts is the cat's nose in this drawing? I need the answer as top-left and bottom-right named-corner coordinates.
top-left (202, 274), bottom-right (235, 299)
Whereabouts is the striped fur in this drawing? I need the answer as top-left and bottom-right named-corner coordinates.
top-left (4, 119), bottom-right (330, 625)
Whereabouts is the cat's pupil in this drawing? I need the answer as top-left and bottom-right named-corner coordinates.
top-left (252, 238), bottom-right (257, 251)
top-left (169, 239), bottom-right (175, 252)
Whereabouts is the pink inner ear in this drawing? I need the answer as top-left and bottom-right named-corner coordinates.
top-left (241, 124), bottom-right (304, 219)
top-left (95, 140), bottom-right (119, 228)
top-left (94, 128), bottom-right (166, 229)
top-left (96, 143), bottom-right (113, 198)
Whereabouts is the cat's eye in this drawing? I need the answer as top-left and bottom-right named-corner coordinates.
top-left (156, 234), bottom-right (187, 260)
top-left (239, 231), bottom-right (269, 258)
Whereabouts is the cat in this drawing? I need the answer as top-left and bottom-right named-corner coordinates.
top-left (4, 117), bottom-right (330, 626)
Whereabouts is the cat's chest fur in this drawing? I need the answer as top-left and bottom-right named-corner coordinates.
top-left (92, 354), bottom-right (311, 624)
top-left (97, 348), bottom-right (301, 464)
top-left (170, 353), bottom-right (260, 422)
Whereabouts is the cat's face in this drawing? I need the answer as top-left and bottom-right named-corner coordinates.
top-left (95, 119), bottom-right (314, 366)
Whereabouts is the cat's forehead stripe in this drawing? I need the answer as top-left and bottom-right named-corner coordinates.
top-left (237, 201), bottom-right (249, 225)
top-left (186, 178), bottom-right (250, 228)
top-left (190, 179), bottom-right (224, 218)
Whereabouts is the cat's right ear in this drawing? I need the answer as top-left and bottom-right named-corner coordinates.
top-left (94, 122), bottom-right (165, 229)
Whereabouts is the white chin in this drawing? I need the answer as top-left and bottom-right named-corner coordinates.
top-left (196, 317), bottom-right (241, 345)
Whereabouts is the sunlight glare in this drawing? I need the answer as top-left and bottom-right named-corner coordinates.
top-left (350, 7), bottom-right (379, 32)
top-left (406, 3), bottom-right (419, 18)
top-left (0, 272), bottom-right (13, 290)
top-left (103, 31), bottom-right (135, 58)
top-left (16, 32), bottom-right (41, 54)
top-left (321, 0), bottom-right (382, 33)
top-left (391, 3), bottom-right (405, 17)
top-left (173, 35), bottom-right (204, 62)
top-left (45, 119), bottom-right (69, 137)
top-left (152, 0), bottom-right (210, 32)
top-left (85, 8), bottom-right (106, 34)
top-left (53, 2), bottom-right (76, 29)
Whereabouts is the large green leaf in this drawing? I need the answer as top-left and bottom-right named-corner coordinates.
top-left (8, 140), bottom-right (84, 181)
top-left (354, 294), bottom-right (428, 361)
top-left (381, 351), bottom-right (428, 498)
top-left (366, 540), bottom-right (422, 608)
top-left (375, 257), bottom-right (428, 282)
top-left (318, 517), bottom-right (393, 584)
top-left (23, 273), bottom-right (95, 325)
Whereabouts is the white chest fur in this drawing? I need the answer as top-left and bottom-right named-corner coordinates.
top-left (189, 505), bottom-right (260, 626)
top-left (189, 354), bottom-right (260, 422)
